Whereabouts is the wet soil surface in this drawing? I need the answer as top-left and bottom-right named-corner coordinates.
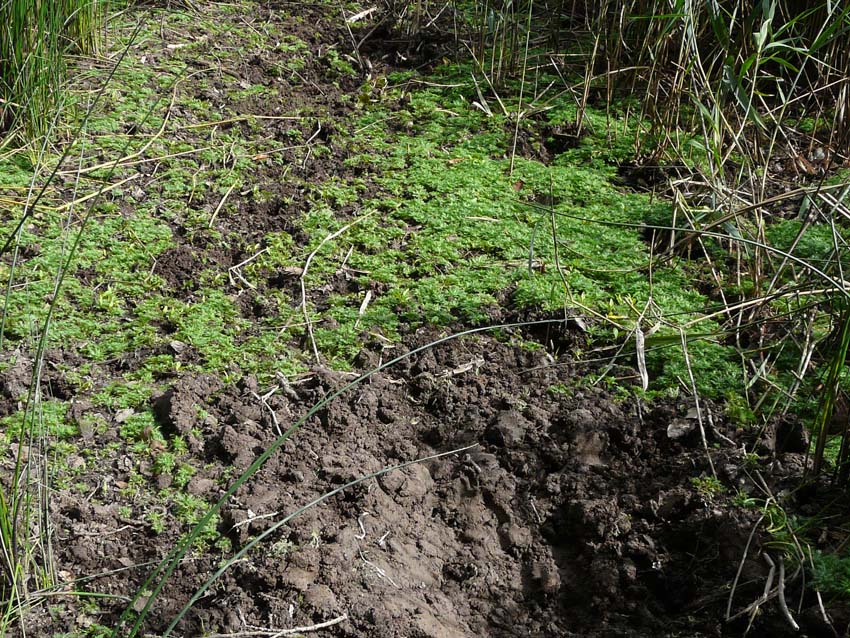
top-left (42, 325), bottom-right (841, 638)
top-left (1, 2), bottom-right (847, 638)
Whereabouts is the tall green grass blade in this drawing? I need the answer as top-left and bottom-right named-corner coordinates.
top-left (811, 304), bottom-right (850, 476)
top-left (0, 0), bottom-right (107, 142)
top-left (0, 17), bottom-right (145, 626)
top-left (0, 21), bottom-right (141, 258)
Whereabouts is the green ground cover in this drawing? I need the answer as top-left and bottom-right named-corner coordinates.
top-left (0, 4), bottom-right (758, 491)
top-left (2, 1), bottom-right (849, 630)
top-left (0, 6), bottom-right (744, 400)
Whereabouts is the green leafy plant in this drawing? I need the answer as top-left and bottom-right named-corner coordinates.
top-left (812, 550), bottom-right (850, 599)
top-left (691, 475), bottom-right (726, 501)
top-left (0, 15), bottom-right (159, 630)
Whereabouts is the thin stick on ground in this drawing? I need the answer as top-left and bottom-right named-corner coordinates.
top-left (726, 514), bottom-right (765, 621)
top-left (745, 553), bottom-right (776, 635)
top-left (228, 248), bottom-right (269, 290)
top-left (199, 612), bottom-right (349, 637)
top-left (777, 556), bottom-right (799, 631)
top-left (252, 388), bottom-right (283, 437)
top-left (679, 329), bottom-right (716, 478)
top-left (209, 182), bottom-right (238, 228)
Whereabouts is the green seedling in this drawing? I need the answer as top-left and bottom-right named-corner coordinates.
top-left (691, 475), bottom-right (726, 501)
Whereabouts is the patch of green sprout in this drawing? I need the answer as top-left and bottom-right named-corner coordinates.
top-left (119, 411), bottom-right (163, 455)
top-left (548, 383), bottom-right (573, 397)
top-left (1, 400), bottom-right (75, 439)
top-left (153, 452), bottom-right (176, 476)
top-left (173, 464), bottom-right (196, 490)
top-left (79, 622), bottom-right (113, 638)
top-left (92, 379), bottom-right (155, 411)
top-left (270, 539), bottom-right (298, 557)
top-left (172, 493), bottom-right (223, 550)
top-left (742, 452), bottom-right (761, 469)
top-left (322, 48), bottom-right (357, 78)
top-left (691, 475), bottom-right (726, 501)
top-left (725, 392), bottom-right (757, 427)
top-left (171, 436), bottom-right (188, 455)
top-left (731, 491), bottom-right (759, 508)
top-left (811, 550), bottom-right (850, 599)
top-left (146, 509), bottom-right (166, 535)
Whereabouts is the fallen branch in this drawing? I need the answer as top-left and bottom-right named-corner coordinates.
top-left (191, 612), bottom-right (349, 637)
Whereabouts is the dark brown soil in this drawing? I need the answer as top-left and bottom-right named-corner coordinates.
top-left (34, 324), bottom-right (839, 638)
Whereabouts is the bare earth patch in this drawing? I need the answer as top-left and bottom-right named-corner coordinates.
top-left (40, 326), bottom-right (826, 637)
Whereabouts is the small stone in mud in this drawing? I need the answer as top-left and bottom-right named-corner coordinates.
top-left (572, 430), bottom-right (606, 466)
top-left (379, 468), bottom-right (406, 493)
top-left (169, 339), bottom-right (188, 353)
top-left (224, 611), bottom-right (240, 630)
top-left (68, 455), bottom-right (86, 472)
top-left (114, 407), bottom-right (135, 424)
top-left (70, 541), bottom-right (93, 563)
top-left (67, 399), bottom-right (93, 426)
top-left (651, 488), bottom-right (692, 520)
top-left (187, 476), bottom-right (217, 497)
top-left (666, 418), bottom-right (695, 440)
top-left (78, 420), bottom-right (95, 441)
top-left (568, 407), bottom-right (595, 429)
top-left (486, 410), bottom-right (529, 447)
top-left (531, 558), bottom-right (561, 594)
top-left (303, 583), bottom-right (339, 612)
top-left (501, 523), bottom-right (532, 551)
top-left (132, 593), bottom-right (151, 614)
top-left (400, 464), bottom-right (434, 498)
top-left (280, 567), bottom-right (319, 590)
top-left (379, 464), bottom-right (433, 500)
